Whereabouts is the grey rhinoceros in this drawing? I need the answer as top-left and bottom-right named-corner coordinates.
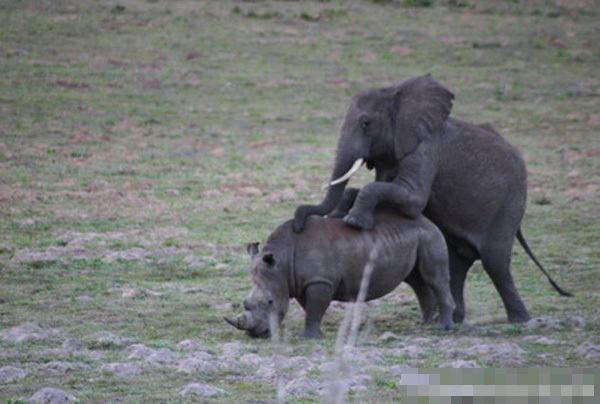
top-left (225, 209), bottom-right (455, 338)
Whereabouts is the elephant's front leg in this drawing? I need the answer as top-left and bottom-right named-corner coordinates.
top-left (328, 188), bottom-right (360, 219)
top-left (344, 182), bottom-right (427, 230)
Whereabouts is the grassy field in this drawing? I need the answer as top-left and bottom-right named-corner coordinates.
top-left (0, 0), bottom-right (599, 402)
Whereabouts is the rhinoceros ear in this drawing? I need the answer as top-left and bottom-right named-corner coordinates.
top-left (247, 242), bottom-right (260, 257)
top-left (262, 253), bottom-right (275, 266)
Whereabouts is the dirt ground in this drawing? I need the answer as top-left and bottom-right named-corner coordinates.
top-left (0, 0), bottom-right (599, 402)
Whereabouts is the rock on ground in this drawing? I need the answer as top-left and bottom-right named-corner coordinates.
top-left (526, 316), bottom-right (562, 331)
top-left (283, 377), bottom-right (321, 396)
top-left (177, 339), bottom-right (208, 351)
top-left (379, 331), bottom-right (403, 341)
top-left (29, 387), bottom-right (78, 403)
top-left (0, 366), bottom-right (27, 382)
top-left (180, 383), bottom-right (225, 397)
top-left (575, 342), bottom-right (600, 359)
top-left (176, 358), bottom-right (218, 373)
top-left (221, 341), bottom-right (254, 357)
top-left (446, 342), bottom-right (525, 367)
top-left (85, 331), bottom-right (133, 348)
top-left (240, 353), bottom-right (263, 367)
top-left (439, 360), bottom-right (480, 368)
top-left (100, 363), bottom-right (141, 378)
top-left (0, 323), bottom-right (60, 343)
top-left (39, 361), bottom-right (91, 374)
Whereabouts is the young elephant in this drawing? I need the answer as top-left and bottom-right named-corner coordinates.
top-left (225, 210), bottom-right (455, 338)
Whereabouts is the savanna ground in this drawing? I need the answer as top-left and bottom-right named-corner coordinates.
top-left (0, 0), bottom-right (599, 402)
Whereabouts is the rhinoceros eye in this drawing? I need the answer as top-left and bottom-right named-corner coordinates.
top-left (262, 253), bottom-right (275, 266)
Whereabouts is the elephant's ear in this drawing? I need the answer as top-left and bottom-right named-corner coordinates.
top-left (391, 74), bottom-right (454, 159)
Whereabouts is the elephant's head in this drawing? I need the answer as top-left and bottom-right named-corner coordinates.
top-left (224, 243), bottom-right (290, 338)
top-left (293, 74), bottom-right (454, 232)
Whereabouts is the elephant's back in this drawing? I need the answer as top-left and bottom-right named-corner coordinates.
top-left (428, 118), bottom-right (527, 244)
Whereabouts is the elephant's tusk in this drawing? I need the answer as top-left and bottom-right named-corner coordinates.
top-left (323, 158), bottom-right (364, 189)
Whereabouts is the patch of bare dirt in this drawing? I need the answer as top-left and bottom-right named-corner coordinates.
top-left (29, 388), bottom-right (78, 403)
top-left (0, 323), bottom-right (61, 344)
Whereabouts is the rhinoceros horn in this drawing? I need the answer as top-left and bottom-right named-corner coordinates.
top-left (224, 312), bottom-right (254, 330)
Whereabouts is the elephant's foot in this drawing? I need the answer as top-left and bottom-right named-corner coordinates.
top-left (327, 209), bottom-right (347, 219)
top-left (343, 213), bottom-right (374, 230)
top-left (299, 328), bottom-right (323, 339)
top-left (438, 320), bottom-right (455, 332)
top-left (452, 309), bottom-right (465, 324)
top-left (507, 311), bottom-right (531, 324)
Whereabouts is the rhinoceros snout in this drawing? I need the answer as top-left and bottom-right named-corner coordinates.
top-left (224, 311), bottom-right (255, 331)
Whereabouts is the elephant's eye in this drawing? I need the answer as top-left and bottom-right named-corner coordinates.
top-left (268, 299), bottom-right (274, 306)
top-left (361, 121), bottom-right (370, 129)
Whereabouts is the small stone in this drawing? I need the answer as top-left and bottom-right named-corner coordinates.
top-left (439, 360), bottom-right (480, 368)
top-left (176, 358), bottom-right (218, 373)
top-left (203, 189), bottom-right (222, 197)
top-left (0, 323), bottom-right (60, 343)
top-left (40, 361), bottom-right (90, 374)
top-left (100, 363), bottom-right (141, 378)
top-left (563, 316), bottom-right (586, 328)
top-left (85, 331), bottom-right (133, 348)
top-left (387, 364), bottom-right (412, 376)
top-left (177, 339), bottom-right (208, 352)
top-left (210, 302), bottom-right (234, 310)
top-left (145, 348), bottom-right (178, 367)
top-left (526, 315), bottom-right (561, 331)
top-left (0, 366), bottom-right (27, 382)
top-left (62, 338), bottom-right (84, 350)
top-left (221, 341), bottom-right (253, 357)
top-left (240, 353), bottom-right (263, 367)
top-left (283, 377), bottom-right (320, 396)
top-left (464, 343), bottom-right (524, 356)
top-left (186, 350), bottom-right (214, 361)
top-left (180, 383), bottom-right (225, 397)
top-left (397, 345), bottom-right (425, 359)
top-left (534, 337), bottom-right (562, 345)
top-left (29, 387), bottom-right (78, 403)
top-left (237, 187), bottom-right (262, 197)
top-left (379, 331), bottom-right (402, 341)
top-left (218, 357), bottom-right (242, 372)
top-left (255, 361), bottom-right (277, 379)
top-left (125, 343), bottom-right (155, 359)
top-left (575, 342), bottom-right (600, 359)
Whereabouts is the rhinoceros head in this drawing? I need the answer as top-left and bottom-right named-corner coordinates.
top-left (224, 242), bottom-right (290, 338)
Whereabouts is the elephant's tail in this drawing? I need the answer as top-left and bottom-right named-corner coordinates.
top-left (516, 228), bottom-right (573, 297)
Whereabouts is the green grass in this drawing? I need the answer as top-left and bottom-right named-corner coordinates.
top-left (1, 0), bottom-right (599, 402)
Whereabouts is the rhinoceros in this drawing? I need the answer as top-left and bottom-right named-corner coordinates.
top-left (225, 209), bottom-right (455, 338)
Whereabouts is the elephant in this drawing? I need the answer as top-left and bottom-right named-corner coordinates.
top-left (293, 74), bottom-right (571, 324)
top-left (225, 209), bottom-right (455, 339)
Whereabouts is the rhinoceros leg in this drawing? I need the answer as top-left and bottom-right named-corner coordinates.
top-left (404, 269), bottom-right (437, 324)
top-left (300, 283), bottom-right (333, 338)
top-left (416, 236), bottom-right (456, 331)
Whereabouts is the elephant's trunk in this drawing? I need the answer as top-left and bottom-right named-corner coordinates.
top-left (293, 149), bottom-right (363, 232)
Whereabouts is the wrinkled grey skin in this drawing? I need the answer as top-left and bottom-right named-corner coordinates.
top-left (225, 210), bottom-right (455, 338)
top-left (293, 74), bottom-right (570, 324)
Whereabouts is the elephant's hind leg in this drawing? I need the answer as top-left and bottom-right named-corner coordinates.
top-left (480, 241), bottom-right (530, 323)
top-left (447, 246), bottom-right (476, 324)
